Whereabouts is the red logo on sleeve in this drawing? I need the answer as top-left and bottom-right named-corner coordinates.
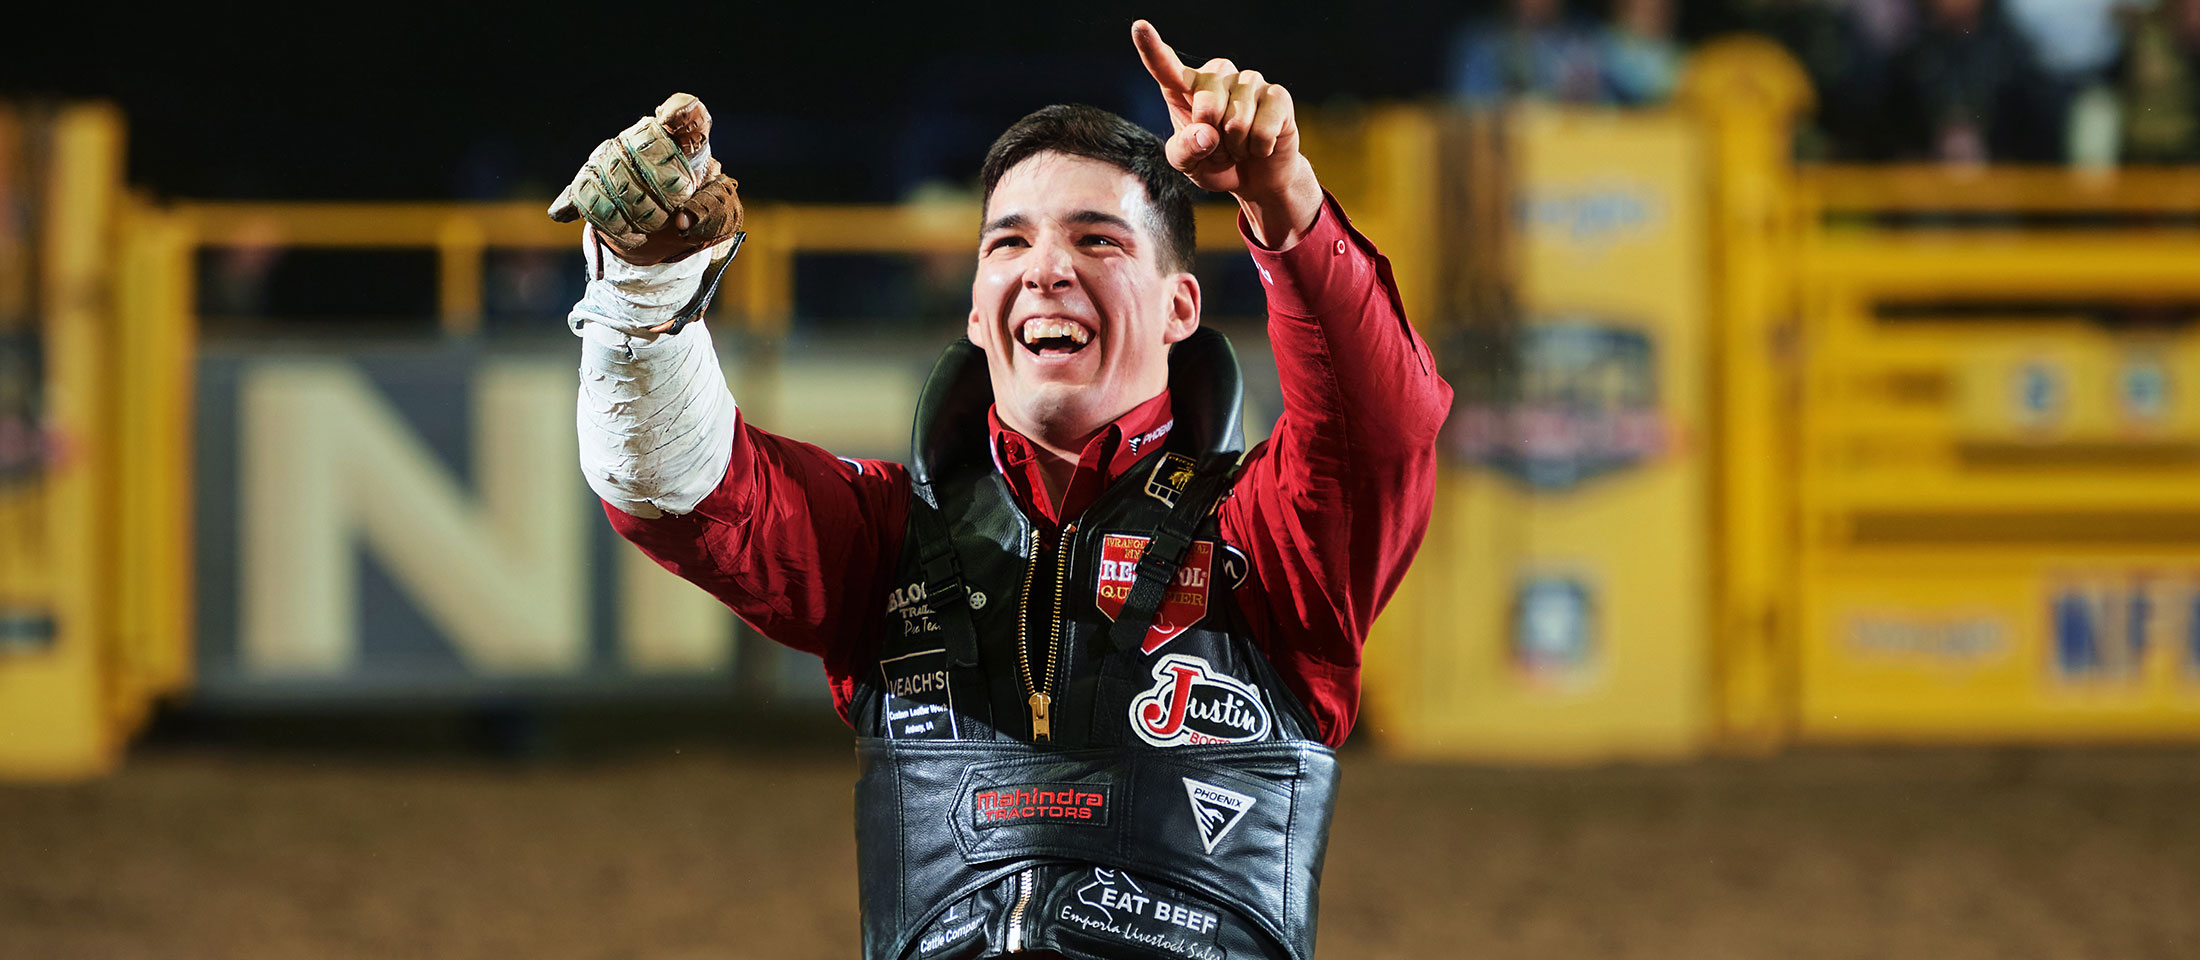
top-left (1094, 534), bottom-right (1214, 654)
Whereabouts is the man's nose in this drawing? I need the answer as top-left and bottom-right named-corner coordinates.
top-left (1022, 240), bottom-right (1076, 292)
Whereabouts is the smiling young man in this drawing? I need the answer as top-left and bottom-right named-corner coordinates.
top-left (558, 20), bottom-right (1449, 960)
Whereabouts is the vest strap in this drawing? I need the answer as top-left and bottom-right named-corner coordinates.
top-left (909, 483), bottom-right (982, 670)
top-left (1103, 455), bottom-right (1241, 658)
top-left (1085, 455), bottom-right (1240, 747)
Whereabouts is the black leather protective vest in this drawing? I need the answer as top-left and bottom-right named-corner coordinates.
top-left (851, 331), bottom-right (1340, 960)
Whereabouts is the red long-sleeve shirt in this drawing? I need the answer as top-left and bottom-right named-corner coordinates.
top-left (607, 194), bottom-right (1450, 746)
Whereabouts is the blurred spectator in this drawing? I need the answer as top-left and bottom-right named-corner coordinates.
top-left (1449, 0), bottom-right (1608, 104)
top-left (2007, 0), bottom-right (2131, 81)
top-left (2122, 0), bottom-right (2200, 161)
top-left (1602, 0), bottom-right (1685, 104)
top-left (1881, 0), bottom-right (2065, 163)
top-left (2006, 0), bottom-right (2137, 166)
top-left (1847, 0), bottom-right (1922, 53)
top-left (205, 217), bottom-right (284, 319)
top-left (1739, 0), bottom-right (1890, 159)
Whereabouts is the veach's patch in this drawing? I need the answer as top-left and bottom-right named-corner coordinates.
top-left (878, 647), bottom-right (956, 739)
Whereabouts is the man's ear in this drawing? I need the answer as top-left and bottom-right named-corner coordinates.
top-left (1161, 271), bottom-right (1201, 345)
top-left (968, 306), bottom-right (988, 348)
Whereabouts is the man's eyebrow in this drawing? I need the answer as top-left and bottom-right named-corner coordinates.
top-left (980, 213), bottom-right (1029, 237)
top-left (978, 210), bottom-right (1139, 237)
top-left (1065, 210), bottom-right (1137, 233)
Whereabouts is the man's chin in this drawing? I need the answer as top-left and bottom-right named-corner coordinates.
top-left (1006, 384), bottom-right (1114, 440)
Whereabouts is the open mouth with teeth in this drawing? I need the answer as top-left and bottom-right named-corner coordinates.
top-left (1018, 318), bottom-right (1093, 356)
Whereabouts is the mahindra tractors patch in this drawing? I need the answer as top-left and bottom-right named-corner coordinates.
top-left (971, 783), bottom-right (1111, 828)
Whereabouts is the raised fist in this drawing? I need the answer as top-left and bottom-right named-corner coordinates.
top-left (1132, 21), bottom-right (1304, 201)
top-left (1132, 20), bottom-right (1322, 247)
top-left (549, 93), bottom-right (744, 265)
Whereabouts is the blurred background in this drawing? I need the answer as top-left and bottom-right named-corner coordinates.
top-left (4, 0), bottom-right (2200, 957)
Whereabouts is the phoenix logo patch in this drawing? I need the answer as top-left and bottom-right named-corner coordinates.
top-left (1181, 778), bottom-right (1256, 853)
top-left (1129, 654), bottom-right (1271, 747)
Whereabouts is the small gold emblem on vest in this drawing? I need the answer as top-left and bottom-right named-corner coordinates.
top-left (1145, 453), bottom-right (1197, 507)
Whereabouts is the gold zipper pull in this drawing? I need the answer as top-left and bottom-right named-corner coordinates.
top-left (1028, 691), bottom-right (1053, 742)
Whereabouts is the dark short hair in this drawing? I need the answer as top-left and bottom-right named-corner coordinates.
top-left (979, 104), bottom-right (1197, 273)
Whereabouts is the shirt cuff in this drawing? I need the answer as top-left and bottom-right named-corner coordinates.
top-left (1237, 191), bottom-right (1378, 321)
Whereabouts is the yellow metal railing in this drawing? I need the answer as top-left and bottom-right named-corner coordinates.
top-left (1694, 39), bottom-right (2200, 746)
top-left (156, 105), bottom-right (1448, 341)
top-left (1804, 165), bottom-right (2200, 213)
top-left (166, 199), bottom-right (1332, 338)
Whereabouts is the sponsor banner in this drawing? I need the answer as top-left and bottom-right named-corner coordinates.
top-left (1845, 614), bottom-right (2008, 663)
top-left (2048, 573), bottom-right (2200, 684)
top-left (1363, 108), bottom-right (1714, 762)
top-left (1511, 575), bottom-right (1598, 686)
top-left (191, 344), bottom-right (778, 703)
top-left (1096, 534), bottom-right (1214, 653)
top-left (1130, 654), bottom-right (1271, 747)
top-left (1445, 324), bottom-right (1670, 490)
top-left (1800, 570), bottom-right (2200, 740)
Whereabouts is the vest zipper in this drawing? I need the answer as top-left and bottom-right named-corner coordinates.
top-left (1005, 866), bottom-right (1036, 952)
top-left (1014, 527), bottom-right (1048, 741)
top-left (1017, 523), bottom-right (1076, 742)
top-left (1041, 522), bottom-right (1074, 740)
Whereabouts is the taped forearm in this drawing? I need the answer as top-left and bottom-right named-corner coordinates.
top-left (571, 250), bottom-right (738, 519)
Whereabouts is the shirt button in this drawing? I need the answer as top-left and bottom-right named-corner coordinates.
top-left (1333, 239), bottom-right (1347, 256)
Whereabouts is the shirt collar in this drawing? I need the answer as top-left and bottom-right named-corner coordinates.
top-left (987, 391), bottom-right (1175, 526)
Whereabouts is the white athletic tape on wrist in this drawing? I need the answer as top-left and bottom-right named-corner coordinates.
top-left (567, 229), bottom-right (719, 335)
top-left (571, 243), bottom-right (737, 519)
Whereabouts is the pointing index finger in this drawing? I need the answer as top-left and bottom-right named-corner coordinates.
top-left (1132, 19), bottom-right (1194, 95)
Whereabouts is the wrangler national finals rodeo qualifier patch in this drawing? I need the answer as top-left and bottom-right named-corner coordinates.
top-left (1095, 534), bottom-right (1214, 653)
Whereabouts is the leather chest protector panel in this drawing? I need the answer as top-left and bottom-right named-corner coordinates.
top-left (857, 737), bottom-right (1339, 960)
top-left (854, 331), bottom-right (1341, 960)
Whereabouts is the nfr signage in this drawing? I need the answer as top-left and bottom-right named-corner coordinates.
top-left (194, 342), bottom-right (749, 702)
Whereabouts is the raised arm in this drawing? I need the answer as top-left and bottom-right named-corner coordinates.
top-left (1133, 23), bottom-right (1453, 742)
top-left (556, 96), bottom-right (909, 702)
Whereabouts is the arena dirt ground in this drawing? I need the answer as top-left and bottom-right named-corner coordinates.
top-left (2, 740), bottom-right (2196, 960)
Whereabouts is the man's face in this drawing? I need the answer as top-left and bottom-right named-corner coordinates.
top-left (970, 152), bottom-right (1199, 445)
